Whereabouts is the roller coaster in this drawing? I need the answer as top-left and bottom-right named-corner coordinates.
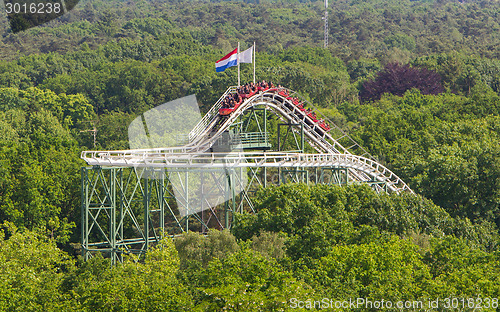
top-left (80, 85), bottom-right (413, 263)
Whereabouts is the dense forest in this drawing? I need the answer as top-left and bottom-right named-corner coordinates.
top-left (0, 0), bottom-right (499, 310)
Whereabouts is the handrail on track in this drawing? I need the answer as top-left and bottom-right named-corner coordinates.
top-left (188, 86), bottom-right (237, 143)
top-left (192, 86), bottom-right (375, 160)
top-left (273, 87), bottom-right (376, 162)
top-left (80, 150), bottom-right (413, 193)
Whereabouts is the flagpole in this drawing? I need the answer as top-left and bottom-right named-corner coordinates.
top-left (253, 42), bottom-right (256, 84)
top-left (237, 42), bottom-right (240, 87)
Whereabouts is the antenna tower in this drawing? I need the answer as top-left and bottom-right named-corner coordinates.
top-left (323, 0), bottom-right (329, 48)
top-left (80, 121), bottom-right (97, 148)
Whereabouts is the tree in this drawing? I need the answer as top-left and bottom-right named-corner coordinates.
top-left (310, 236), bottom-right (432, 301)
top-left (0, 104), bottom-right (82, 243)
top-left (66, 238), bottom-right (192, 311)
top-left (360, 63), bottom-right (444, 102)
top-left (195, 248), bottom-right (312, 311)
top-left (0, 227), bottom-right (76, 311)
top-left (424, 236), bottom-right (500, 298)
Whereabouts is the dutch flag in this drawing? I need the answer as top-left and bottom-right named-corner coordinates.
top-left (215, 48), bottom-right (238, 72)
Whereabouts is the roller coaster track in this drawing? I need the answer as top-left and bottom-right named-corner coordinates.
top-left (81, 86), bottom-right (413, 194)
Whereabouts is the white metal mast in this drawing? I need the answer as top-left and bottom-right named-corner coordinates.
top-left (323, 0), bottom-right (329, 48)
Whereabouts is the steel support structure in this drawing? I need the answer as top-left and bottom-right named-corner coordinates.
top-left (81, 166), bottom-right (243, 262)
top-left (82, 160), bottom-right (391, 262)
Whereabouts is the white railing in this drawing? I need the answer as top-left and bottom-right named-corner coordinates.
top-left (188, 86), bottom-right (237, 143)
top-left (80, 150), bottom-right (413, 193)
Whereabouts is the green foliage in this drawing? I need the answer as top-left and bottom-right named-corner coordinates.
top-left (90, 110), bottom-right (133, 150)
top-left (342, 90), bottom-right (500, 229)
top-left (0, 227), bottom-right (75, 311)
top-left (175, 229), bottom-right (240, 269)
top-left (0, 87), bottom-right (95, 128)
top-left (233, 184), bottom-right (500, 304)
top-left (1, 0), bottom-right (498, 60)
top-left (122, 18), bottom-right (174, 39)
top-left (234, 183), bottom-right (495, 259)
top-left (311, 236), bottom-right (432, 301)
top-left (0, 91), bottom-right (83, 242)
top-left (0, 205), bottom-right (497, 311)
top-left (0, 0), bottom-right (499, 308)
top-left (384, 33), bottom-right (416, 52)
top-left (67, 238), bottom-right (192, 311)
top-left (251, 231), bottom-right (288, 260)
top-left (279, 46), bottom-right (346, 72)
top-left (424, 236), bottom-right (500, 298)
top-left (347, 57), bottom-right (381, 83)
top-left (413, 53), bottom-right (500, 95)
top-left (194, 248), bottom-right (312, 311)
top-left (174, 230), bottom-right (241, 291)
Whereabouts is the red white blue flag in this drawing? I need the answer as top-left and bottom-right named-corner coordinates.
top-left (215, 48), bottom-right (238, 72)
